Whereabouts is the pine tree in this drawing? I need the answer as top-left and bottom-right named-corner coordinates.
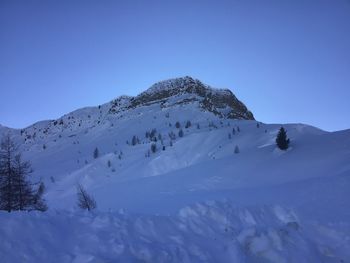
top-left (276, 127), bottom-right (290, 150)
top-left (150, 128), bottom-right (157, 139)
top-left (151, 143), bottom-right (157, 153)
top-left (93, 147), bottom-right (99, 159)
top-left (178, 129), bottom-right (184, 137)
top-left (77, 184), bottom-right (96, 211)
top-left (234, 145), bottom-right (240, 154)
top-left (131, 135), bottom-right (138, 146)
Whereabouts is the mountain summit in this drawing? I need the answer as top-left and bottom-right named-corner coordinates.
top-left (110, 76), bottom-right (254, 120)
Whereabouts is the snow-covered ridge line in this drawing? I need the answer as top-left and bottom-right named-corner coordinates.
top-left (140, 76), bottom-right (232, 97)
top-left (6, 76), bottom-right (253, 131)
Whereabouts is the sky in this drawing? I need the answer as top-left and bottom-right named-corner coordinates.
top-left (0, 0), bottom-right (349, 131)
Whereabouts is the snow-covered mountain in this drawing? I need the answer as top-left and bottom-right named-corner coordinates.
top-left (0, 77), bottom-right (349, 262)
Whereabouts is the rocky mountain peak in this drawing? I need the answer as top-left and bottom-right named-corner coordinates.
top-left (125, 76), bottom-right (254, 120)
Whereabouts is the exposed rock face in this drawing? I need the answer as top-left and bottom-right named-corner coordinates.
top-left (124, 76), bottom-right (254, 120)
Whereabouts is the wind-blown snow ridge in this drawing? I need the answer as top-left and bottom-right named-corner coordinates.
top-left (1, 201), bottom-right (348, 263)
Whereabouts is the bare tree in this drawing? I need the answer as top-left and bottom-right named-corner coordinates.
top-left (32, 181), bottom-right (48, 211)
top-left (77, 184), bottom-right (96, 211)
top-left (0, 134), bottom-right (17, 212)
top-left (12, 154), bottom-right (34, 211)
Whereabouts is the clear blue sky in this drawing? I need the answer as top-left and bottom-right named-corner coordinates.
top-left (1, 0), bottom-right (349, 131)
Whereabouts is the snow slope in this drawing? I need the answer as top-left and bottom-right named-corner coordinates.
top-left (1, 202), bottom-right (348, 263)
top-left (0, 77), bottom-right (349, 262)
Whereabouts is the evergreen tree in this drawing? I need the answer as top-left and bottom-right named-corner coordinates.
top-left (234, 145), bottom-right (240, 154)
top-left (276, 127), bottom-right (290, 150)
top-left (93, 147), bottom-right (99, 159)
top-left (131, 135), bottom-right (138, 146)
top-left (178, 129), bottom-right (184, 137)
top-left (150, 128), bottom-right (157, 139)
top-left (151, 143), bottom-right (157, 153)
top-left (77, 184), bottom-right (96, 211)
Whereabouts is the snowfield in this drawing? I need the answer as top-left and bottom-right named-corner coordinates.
top-left (0, 79), bottom-right (349, 262)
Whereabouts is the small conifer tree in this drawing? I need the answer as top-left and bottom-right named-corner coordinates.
top-left (276, 127), bottom-right (290, 150)
top-left (151, 143), bottom-right (157, 153)
top-left (93, 147), bottom-right (99, 159)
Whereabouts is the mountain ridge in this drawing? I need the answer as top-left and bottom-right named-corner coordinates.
top-left (4, 76), bottom-right (254, 131)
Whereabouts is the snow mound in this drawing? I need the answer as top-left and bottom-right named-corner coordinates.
top-left (0, 201), bottom-right (348, 263)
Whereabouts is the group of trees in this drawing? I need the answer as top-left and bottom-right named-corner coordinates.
top-left (0, 134), bottom-right (47, 212)
top-left (0, 134), bottom-right (97, 213)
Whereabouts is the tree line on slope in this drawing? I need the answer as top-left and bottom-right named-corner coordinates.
top-left (0, 122), bottom-right (290, 213)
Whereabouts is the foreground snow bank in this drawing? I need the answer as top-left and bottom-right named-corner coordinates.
top-left (0, 201), bottom-right (348, 263)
